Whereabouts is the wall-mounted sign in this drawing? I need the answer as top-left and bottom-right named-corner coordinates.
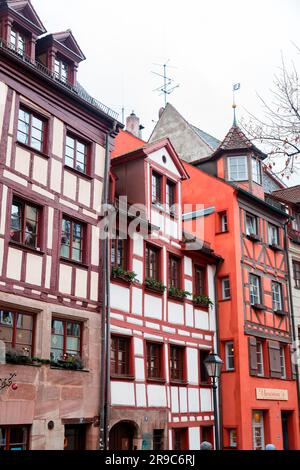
top-left (256, 388), bottom-right (288, 401)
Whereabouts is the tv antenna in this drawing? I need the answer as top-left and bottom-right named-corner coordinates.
top-left (152, 60), bottom-right (179, 107)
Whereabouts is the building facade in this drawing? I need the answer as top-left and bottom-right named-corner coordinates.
top-left (181, 124), bottom-right (300, 450)
top-left (0, 0), bottom-right (120, 450)
top-left (108, 131), bottom-right (222, 450)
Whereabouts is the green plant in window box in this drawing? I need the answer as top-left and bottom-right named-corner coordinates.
top-left (145, 278), bottom-right (166, 293)
top-left (53, 355), bottom-right (84, 370)
top-left (168, 287), bottom-right (191, 299)
top-left (193, 294), bottom-right (214, 308)
top-left (111, 267), bottom-right (138, 283)
top-left (5, 349), bottom-right (32, 365)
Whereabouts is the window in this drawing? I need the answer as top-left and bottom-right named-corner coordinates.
top-left (229, 429), bottom-right (237, 448)
top-left (293, 261), bottom-right (300, 289)
top-left (199, 350), bottom-right (210, 384)
top-left (153, 430), bottom-right (164, 451)
top-left (146, 244), bottom-right (160, 280)
top-left (170, 345), bottom-right (185, 382)
top-left (268, 224), bottom-right (279, 246)
top-left (195, 266), bottom-right (205, 296)
top-left (10, 198), bottom-right (40, 249)
top-left (280, 346), bottom-right (286, 379)
top-left (146, 342), bottom-right (164, 380)
top-left (256, 341), bottom-right (264, 376)
top-left (225, 341), bottom-right (235, 371)
top-left (246, 213), bottom-right (258, 236)
top-left (228, 155), bottom-right (248, 181)
top-left (111, 336), bottom-right (131, 377)
top-left (10, 29), bottom-right (25, 55)
top-left (0, 426), bottom-right (30, 450)
top-left (65, 135), bottom-right (88, 174)
top-left (249, 274), bottom-right (261, 306)
top-left (17, 108), bottom-right (46, 152)
top-left (166, 180), bottom-right (176, 214)
top-left (51, 319), bottom-right (81, 362)
top-left (168, 256), bottom-right (180, 289)
top-left (152, 172), bottom-right (162, 204)
top-left (61, 217), bottom-right (84, 262)
top-left (272, 282), bottom-right (283, 312)
top-left (219, 212), bottom-right (228, 233)
top-left (0, 310), bottom-right (33, 356)
top-left (111, 237), bottom-right (127, 270)
top-left (291, 211), bottom-right (300, 231)
top-left (252, 158), bottom-right (261, 184)
top-left (173, 428), bottom-right (187, 451)
top-left (252, 411), bottom-right (265, 450)
top-left (222, 277), bottom-right (231, 300)
top-left (55, 57), bottom-right (69, 83)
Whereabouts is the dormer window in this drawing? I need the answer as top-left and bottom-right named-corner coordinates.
top-left (55, 57), bottom-right (69, 83)
top-left (228, 156), bottom-right (248, 181)
top-left (152, 172), bottom-right (162, 205)
top-left (10, 28), bottom-right (25, 56)
top-left (252, 158), bottom-right (261, 185)
top-left (166, 180), bottom-right (176, 214)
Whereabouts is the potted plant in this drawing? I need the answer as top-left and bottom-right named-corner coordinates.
top-left (145, 278), bottom-right (166, 294)
top-left (193, 294), bottom-right (214, 308)
top-left (53, 354), bottom-right (84, 371)
top-left (168, 287), bottom-right (191, 300)
top-left (6, 349), bottom-right (32, 365)
top-left (111, 267), bottom-right (137, 283)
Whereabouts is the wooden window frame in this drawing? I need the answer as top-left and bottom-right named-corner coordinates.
top-left (0, 425), bottom-right (30, 451)
top-left (110, 335), bottom-right (133, 379)
top-left (217, 211), bottom-right (229, 233)
top-left (146, 341), bottom-right (165, 382)
top-left (249, 274), bottom-right (262, 306)
top-left (252, 411), bottom-right (265, 450)
top-left (251, 157), bottom-right (262, 185)
top-left (268, 223), bottom-right (280, 246)
top-left (173, 428), bottom-right (188, 451)
top-left (168, 255), bottom-right (181, 289)
top-left (60, 216), bottom-right (85, 264)
top-left (199, 349), bottom-right (211, 385)
top-left (111, 237), bottom-right (128, 271)
top-left (293, 261), bottom-right (300, 289)
top-left (50, 318), bottom-right (82, 362)
top-left (225, 341), bottom-right (235, 371)
top-left (221, 277), bottom-right (231, 300)
top-left (271, 281), bottom-right (283, 312)
top-left (152, 171), bottom-right (163, 205)
top-left (166, 179), bottom-right (176, 215)
top-left (10, 28), bottom-right (26, 55)
top-left (228, 155), bottom-right (248, 182)
top-left (17, 106), bottom-right (47, 153)
top-left (0, 310), bottom-right (35, 357)
top-left (65, 133), bottom-right (90, 175)
top-left (145, 243), bottom-right (161, 281)
top-left (245, 212), bottom-right (259, 237)
top-left (256, 340), bottom-right (264, 377)
top-left (194, 265), bottom-right (206, 296)
top-left (54, 55), bottom-right (70, 83)
top-left (280, 345), bottom-right (286, 380)
top-left (10, 197), bottom-right (42, 250)
top-left (169, 344), bottom-right (186, 384)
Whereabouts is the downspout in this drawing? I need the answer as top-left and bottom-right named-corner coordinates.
top-left (214, 259), bottom-right (223, 449)
top-left (99, 124), bottom-right (116, 450)
top-left (284, 221), bottom-right (300, 416)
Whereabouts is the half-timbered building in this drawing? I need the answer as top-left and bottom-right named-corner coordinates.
top-left (108, 130), bottom-right (222, 450)
top-left (0, 0), bottom-right (120, 450)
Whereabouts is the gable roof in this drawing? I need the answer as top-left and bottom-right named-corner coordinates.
top-left (211, 125), bottom-right (267, 160)
top-left (189, 124), bottom-right (220, 150)
top-left (272, 185), bottom-right (300, 207)
top-left (112, 129), bottom-right (146, 159)
top-left (52, 30), bottom-right (86, 61)
top-left (112, 138), bottom-right (190, 180)
top-left (2, 0), bottom-right (46, 34)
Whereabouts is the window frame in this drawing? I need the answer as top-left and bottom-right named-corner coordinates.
top-left (17, 106), bottom-right (47, 153)
top-left (0, 309), bottom-right (35, 357)
top-left (280, 345), bottom-right (286, 380)
top-left (10, 28), bottom-right (26, 55)
top-left (146, 341), bottom-right (165, 382)
top-left (168, 255), bottom-right (181, 289)
top-left (268, 223), bottom-right (279, 246)
top-left (60, 216), bottom-right (85, 264)
top-left (217, 211), bottom-right (228, 233)
top-left (10, 197), bottom-right (42, 250)
top-left (110, 335), bottom-right (133, 378)
top-left (256, 340), bottom-right (264, 377)
top-left (152, 171), bottom-right (163, 205)
top-left (169, 344), bottom-right (186, 384)
top-left (228, 155), bottom-right (248, 182)
top-left (54, 55), bottom-right (70, 83)
top-left (199, 349), bottom-right (211, 384)
top-left (0, 425), bottom-right (30, 451)
top-left (249, 274), bottom-right (262, 306)
top-left (225, 341), bottom-right (235, 371)
top-left (293, 260), bottom-right (300, 289)
top-left (251, 157), bottom-right (262, 185)
top-left (245, 213), bottom-right (259, 237)
top-left (145, 243), bottom-right (161, 281)
top-left (166, 179), bottom-right (176, 215)
top-left (221, 277), bottom-right (231, 300)
top-left (111, 237), bottom-right (128, 271)
top-left (271, 281), bottom-right (283, 312)
top-left (252, 411), bottom-right (265, 450)
top-left (194, 265), bottom-right (206, 296)
top-left (50, 318), bottom-right (82, 362)
top-left (65, 133), bottom-right (89, 175)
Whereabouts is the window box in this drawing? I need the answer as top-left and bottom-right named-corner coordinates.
top-left (274, 309), bottom-right (286, 316)
top-left (168, 287), bottom-right (191, 301)
top-left (193, 294), bottom-right (213, 308)
top-left (144, 278), bottom-right (166, 294)
top-left (52, 356), bottom-right (84, 371)
top-left (252, 303), bottom-right (265, 311)
top-left (247, 233), bottom-right (261, 242)
top-left (111, 267), bottom-right (137, 284)
top-left (269, 242), bottom-right (282, 252)
top-left (5, 350), bottom-right (32, 366)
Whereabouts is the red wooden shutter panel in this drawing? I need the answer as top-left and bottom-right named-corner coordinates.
top-left (248, 336), bottom-right (258, 376)
top-left (268, 340), bottom-right (281, 378)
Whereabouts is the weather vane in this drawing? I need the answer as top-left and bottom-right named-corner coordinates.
top-left (232, 83), bottom-right (240, 126)
top-left (152, 60), bottom-right (180, 107)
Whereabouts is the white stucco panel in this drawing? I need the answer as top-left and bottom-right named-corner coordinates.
top-left (133, 235), bottom-right (144, 257)
top-left (179, 387), bottom-right (188, 413)
top-left (132, 287), bottom-right (143, 316)
top-left (185, 303), bottom-right (194, 328)
top-left (171, 387), bottom-right (179, 413)
top-left (195, 310), bottom-right (209, 331)
top-left (111, 283), bottom-right (130, 312)
top-left (168, 301), bottom-right (184, 325)
top-left (0, 239), bottom-right (4, 276)
top-left (136, 384), bottom-right (147, 407)
top-left (144, 294), bottom-right (162, 320)
top-left (32, 155), bottom-right (48, 186)
top-left (6, 248), bottom-right (22, 280)
top-left (132, 259), bottom-right (143, 283)
top-left (50, 159), bottom-right (62, 193)
top-left (90, 271), bottom-right (99, 302)
top-left (147, 148), bottom-right (180, 178)
top-left (78, 178), bottom-right (91, 207)
top-left (26, 253), bottom-right (43, 285)
top-left (147, 385), bottom-right (167, 407)
top-left (52, 118), bottom-right (64, 158)
top-left (187, 348), bottom-right (199, 384)
top-left (135, 358), bottom-right (145, 381)
top-left (188, 388), bottom-right (200, 413)
top-left (134, 337), bottom-right (144, 356)
top-left (15, 146), bottom-right (30, 177)
top-left (111, 382), bottom-right (135, 406)
top-left (94, 144), bottom-right (105, 178)
top-left (63, 171), bottom-right (77, 200)
top-left (184, 256), bottom-right (192, 276)
top-left (189, 427), bottom-right (200, 450)
top-left (75, 268), bottom-right (88, 299)
top-left (59, 263), bottom-right (72, 295)
top-left (200, 388), bottom-right (212, 412)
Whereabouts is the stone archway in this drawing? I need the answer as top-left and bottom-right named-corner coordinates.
top-left (109, 420), bottom-right (138, 451)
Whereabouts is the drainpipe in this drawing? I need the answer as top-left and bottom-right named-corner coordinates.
top-left (284, 221), bottom-right (300, 417)
top-left (214, 259), bottom-right (223, 449)
top-left (99, 124), bottom-right (116, 450)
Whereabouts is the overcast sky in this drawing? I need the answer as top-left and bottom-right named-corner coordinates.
top-left (34, 0), bottom-right (299, 183)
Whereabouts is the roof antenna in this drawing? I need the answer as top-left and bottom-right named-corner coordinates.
top-left (152, 60), bottom-right (180, 107)
top-left (232, 83), bottom-right (240, 127)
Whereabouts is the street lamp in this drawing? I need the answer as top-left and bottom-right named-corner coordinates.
top-left (204, 352), bottom-right (223, 450)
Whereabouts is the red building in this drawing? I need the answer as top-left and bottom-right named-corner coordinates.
top-left (182, 123), bottom-right (300, 449)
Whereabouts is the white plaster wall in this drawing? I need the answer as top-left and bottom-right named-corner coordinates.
top-left (184, 256), bottom-right (192, 276)
top-left (187, 348), bottom-right (199, 384)
top-left (200, 388), bottom-right (212, 412)
top-left (59, 263), bottom-right (72, 294)
top-left (78, 179), bottom-right (91, 207)
top-left (52, 118), bottom-right (64, 158)
top-left (6, 248), bottom-right (22, 280)
top-left (147, 148), bottom-right (180, 177)
top-left (50, 159), bottom-right (62, 193)
top-left (133, 235), bottom-right (144, 257)
top-left (0, 82), bottom-right (8, 140)
top-left (168, 301), bottom-right (184, 324)
top-left (0, 239), bottom-right (4, 276)
top-left (26, 254), bottom-right (42, 285)
top-left (91, 226), bottom-right (99, 266)
top-left (179, 387), bottom-right (188, 413)
top-left (94, 144), bottom-right (105, 178)
top-left (32, 155), bottom-right (48, 186)
top-left (111, 382), bottom-right (135, 406)
top-left (45, 256), bottom-right (52, 290)
top-left (165, 218), bottom-right (178, 238)
top-left (185, 303), bottom-right (194, 327)
top-left (6, 135), bottom-right (12, 166)
top-left (135, 358), bottom-right (145, 381)
top-left (93, 180), bottom-right (103, 212)
top-left (15, 146), bottom-right (30, 177)
top-left (188, 388), bottom-right (200, 413)
top-left (47, 207), bottom-right (54, 249)
top-left (90, 271), bottom-right (99, 302)
top-left (189, 427), bottom-right (200, 450)
top-left (110, 283), bottom-right (130, 312)
top-left (63, 171), bottom-right (77, 200)
top-left (132, 287), bottom-right (143, 316)
top-left (136, 384), bottom-right (147, 407)
top-left (75, 268), bottom-right (88, 299)
top-left (134, 338), bottom-right (144, 356)
top-left (147, 385), bottom-right (167, 407)
top-left (171, 387), bottom-right (179, 413)
top-left (132, 259), bottom-right (143, 283)
top-left (195, 310), bottom-right (209, 330)
top-left (144, 294), bottom-right (162, 320)
top-left (0, 185), bottom-right (8, 235)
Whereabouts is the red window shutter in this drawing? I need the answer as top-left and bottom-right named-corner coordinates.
top-left (248, 337), bottom-right (258, 376)
top-left (268, 340), bottom-right (281, 378)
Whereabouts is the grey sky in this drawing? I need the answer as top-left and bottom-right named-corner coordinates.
top-left (34, 0), bottom-right (299, 183)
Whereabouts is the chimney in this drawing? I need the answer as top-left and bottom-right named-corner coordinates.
top-left (126, 111), bottom-right (144, 139)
